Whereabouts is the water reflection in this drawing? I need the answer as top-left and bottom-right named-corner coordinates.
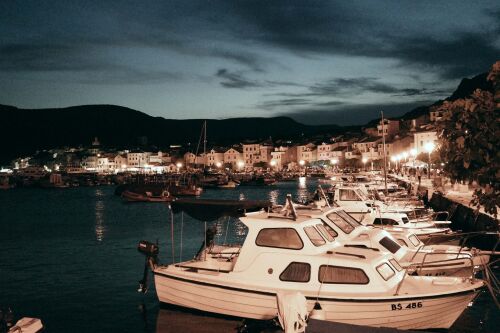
top-left (296, 177), bottom-right (310, 203)
top-left (95, 189), bottom-right (106, 241)
top-left (268, 189), bottom-right (279, 205)
top-left (156, 305), bottom-right (243, 333)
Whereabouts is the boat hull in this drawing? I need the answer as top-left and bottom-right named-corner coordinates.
top-left (154, 271), bottom-right (480, 330)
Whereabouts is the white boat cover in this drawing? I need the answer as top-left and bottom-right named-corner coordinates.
top-left (276, 291), bottom-right (308, 333)
top-left (8, 317), bottom-right (43, 333)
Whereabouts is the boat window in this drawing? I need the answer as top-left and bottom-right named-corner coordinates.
top-left (336, 210), bottom-right (361, 227)
top-left (256, 228), bottom-right (303, 250)
top-left (402, 216), bottom-right (409, 224)
top-left (318, 265), bottom-right (369, 285)
top-left (373, 218), bottom-right (398, 226)
top-left (355, 189), bottom-right (369, 201)
top-left (396, 239), bottom-right (408, 247)
top-left (317, 223), bottom-right (336, 241)
top-left (279, 262), bottom-right (311, 282)
top-left (408, 234), bottom-right (421, 247)
top-left (376, 263), bottom-right (395, 281)
top-left (379, 236), bottom-right (401, 254)
top-left (304, 226), bottom-right (326, 246)
top-left (389, 259), bottom-right (403, 272)
top-left (326, 212), bottom-right (354, 234)
top-left (339, 189), bottom-right (360, 201)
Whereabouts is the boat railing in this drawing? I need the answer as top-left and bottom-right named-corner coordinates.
top-left (416, 252), bottom-right (474, 276)
top-left (394, 256), bottom-right (475, 296)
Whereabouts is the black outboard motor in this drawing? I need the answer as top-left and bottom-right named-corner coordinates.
top-left (137, 240), bottom-right (159, 294)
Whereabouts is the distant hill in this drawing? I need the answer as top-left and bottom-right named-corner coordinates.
top-left (397, 72), bottom-right (494, 121)
top-left (1, 66), bottom-right (495, 165)
top-left (0, 104), bottom-right (344, 164)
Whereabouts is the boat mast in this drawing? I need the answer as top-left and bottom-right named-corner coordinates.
top-left (203, 120), bottom-right (207, 169)
top-left (381, 111), bottom-right (388, 194)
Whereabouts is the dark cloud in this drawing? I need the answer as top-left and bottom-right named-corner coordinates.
top-left (225, 1), bottom-right (500, 79)
top-left (388, 33), bottom-right (500, 79)
top-left (0, 43), bottom-right (105, 72)
top-left (263, 77), bottom-right (448, 100)
top-left (215, 69), bottom-right (261, 89)
top-left (257, 98), bottom-right (314, 110)
top-left (278, 100), bottom-right (436, 126)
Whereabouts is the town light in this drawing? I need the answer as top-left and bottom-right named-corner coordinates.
top-left (390, 156), bottom-right (396, 162)
top-left (216, 162), bottom-right (222, 168)
top-left (299, 160), bottom-right (305, 166)
top-left (410, 148), bottom-right (417, 156)
top-left (237, 161), bottom-right (244, 169)
top-left (402, 152), bottom-right (409, 160)
top-left (330, 158), bottom-right (338, 165)
top-left (176, 162), bottom-right (183, 169)
top-left (424, 142), bottom-right (435, 153)
top-left (270, 160), bottom-right (276, 167)
top-left (362, 157), bottom-right (368, 171)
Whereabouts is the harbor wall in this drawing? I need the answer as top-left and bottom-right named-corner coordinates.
top-left (429, 192), bottom-right (499, 250)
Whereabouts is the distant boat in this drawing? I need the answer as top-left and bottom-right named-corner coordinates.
top-left (169, 184), bottom-right (203, 196)
top-left (239, 175), bottom-right (276, 186)
top-left (214, 180), bottom-right (239, 189)
top-left (121, 190), bottom-right (173, 203)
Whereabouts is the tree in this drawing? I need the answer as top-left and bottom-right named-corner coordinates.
top-left (433, 62), bottom-right (500, 216)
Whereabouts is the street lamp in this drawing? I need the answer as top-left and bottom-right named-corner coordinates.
top-left (362, 157), bottom-right (368, 171)
top-left (176, 162), bottom-right (183, 172)
top-left (270, 160), bottom-right (276, 170)
top-left (216, 161), bottom-right (222, 168)
top-left (390, 156), bottom-right (396, 170)
top-left (424, 142), bottom-right (435, 179)
top-left (299, 160), bottom-right (305, 166)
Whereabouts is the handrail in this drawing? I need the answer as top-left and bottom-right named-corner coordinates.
top-left (394, 256), bottom-right (475, 296)
top-left (417, 252), bottom-right (474, 277)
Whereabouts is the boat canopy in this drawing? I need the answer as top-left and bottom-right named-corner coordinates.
top-left (170, 198), bottom-right (272, 221)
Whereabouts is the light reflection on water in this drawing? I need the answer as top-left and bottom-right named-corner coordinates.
top-left (296, 176), bottom-right (310, 203)
top-left (268, 189), bottom-right (279, 204)
top-left (95, 189), bottom-right (105, 241)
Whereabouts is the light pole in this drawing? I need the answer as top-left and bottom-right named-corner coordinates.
top-left (424, 142), bottom-right (435, 179)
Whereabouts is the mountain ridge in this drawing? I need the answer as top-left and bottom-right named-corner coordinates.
top-left (0, 68), bottom-right (494, 164)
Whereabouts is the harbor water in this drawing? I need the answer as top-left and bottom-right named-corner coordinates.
top-left (0, 178), bottom-right (498, 332)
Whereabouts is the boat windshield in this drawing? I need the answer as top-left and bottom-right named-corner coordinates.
top-left (408, 234), bottom-right (422, 247)
top-left (326, 212), bottom-right (355, 234)
top-left (316, 223), bottom-right (335, 242)
top-left (355, 189), bottom-right (369, 201)
top-left (336, 210), bottom-right (361, 227)
top-left (304, 226), bottom-right (326, 246)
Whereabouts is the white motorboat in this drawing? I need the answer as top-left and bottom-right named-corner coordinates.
top-left (137, 199), bottom-right (484, 330)
top-left (316, 185), bottom-right (456, 243)
top-left (291, 201), bottom-right (491, 278)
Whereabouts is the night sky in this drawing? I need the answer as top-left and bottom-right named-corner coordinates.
top-left (1, 0), bottom-right (499, 125)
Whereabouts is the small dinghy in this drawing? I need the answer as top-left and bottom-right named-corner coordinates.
top-left (8, 318), bottom-right (43, 333)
